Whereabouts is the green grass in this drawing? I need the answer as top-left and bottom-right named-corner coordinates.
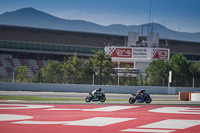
top-left (0, 96), bottom-right (84, 101)
top-left (0, 95), bottom-right (128, 101)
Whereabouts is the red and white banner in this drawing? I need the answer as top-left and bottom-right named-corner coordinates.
top-left (106, 47), bottom-right (132, 58)
top-left (105, 46), bottom-right (170, 61)
top-left (132, 47), bottom-right (151, 60)
top-left (153, 48), bottom-right (169, 59)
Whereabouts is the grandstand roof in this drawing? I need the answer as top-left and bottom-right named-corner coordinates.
top-left (0, 24), bottom-right (200, 57)
top-left (0, 24), bottom-right (125, 48)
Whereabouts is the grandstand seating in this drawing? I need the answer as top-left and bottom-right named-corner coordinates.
top-left (13, 58), bottom-right (22, 68)
top-left (20, 59), bottom-right (29, 66)
top-left (29, 59), bottom-right (40, 72)
top-left (36, 60), bottom-right (44, 69)
top-left (43, 60), bottom-right (47, 66)
top-left (5, 67), bottom-right (12, 77)
top-left (0, 59), bottom-right (3, 67)
top-left (27, 68), bottom-right (34, 77)
top-left (0, 39), bottom-right (104, 80)
top-left (6, 58), bottom-right (15, 67)
top-left (0, 57), bottom-right (47, 79)
top-left (0, 67), bottom-right (8, 77)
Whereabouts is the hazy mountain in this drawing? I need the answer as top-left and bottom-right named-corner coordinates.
top-left (0, 7), bottom-right (200, 42)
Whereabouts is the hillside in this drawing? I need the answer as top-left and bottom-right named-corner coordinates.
top-left (0, 7), bottom-right (200, 42)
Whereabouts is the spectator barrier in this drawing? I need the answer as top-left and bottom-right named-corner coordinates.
top-left (0, 82), bottom-right (200, 95)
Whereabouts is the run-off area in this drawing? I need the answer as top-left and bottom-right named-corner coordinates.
top-left (0, 104), bottom-right (200, 133)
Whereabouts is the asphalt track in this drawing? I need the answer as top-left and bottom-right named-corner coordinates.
top-left (0, 103), bottom-right (200, 133)
top-left (0, 90), bottom-right (178, 100)
top-left (1, 91), bottom-right (200, 105)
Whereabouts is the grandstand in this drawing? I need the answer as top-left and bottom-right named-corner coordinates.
top-left (0, 57), bottom-right (47, 78)
top-left (0, 24), bottom-right (200, 79)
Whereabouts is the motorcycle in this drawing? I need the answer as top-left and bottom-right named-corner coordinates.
top-left (85, 91), bottom-right (106, 103)
top-left (129, 92), bottom-right (152, 104)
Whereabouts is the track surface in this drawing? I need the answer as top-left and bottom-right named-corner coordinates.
top-left (2, 91), bottom-right (199, 104)
top-left (0, 90), bottom-right (178, 100)
top-left (0, 103), bottom-right (200, 133)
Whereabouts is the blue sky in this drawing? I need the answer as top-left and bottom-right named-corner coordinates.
top-left (0, 0), bottom-right (200, 33)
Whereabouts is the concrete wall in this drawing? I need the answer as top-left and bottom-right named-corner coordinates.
top-left (0, 82), bottom-right (199, 95)
top-left (175, 87), bottom-right (200, 94)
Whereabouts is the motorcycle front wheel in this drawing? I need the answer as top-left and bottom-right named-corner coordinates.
top-left (100, 97), bottom-right (106, 103)
top-left (85, 96), bottom-right (92, 102)
top-left (144, 97), bottom-right (152, 104)
top-left (129, 97), bottom-right (136, 104)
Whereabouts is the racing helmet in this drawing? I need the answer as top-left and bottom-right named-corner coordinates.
top-left (98, 88), bottom-right (102, 91)
top-left (141, 88), bottom-right (145, 93)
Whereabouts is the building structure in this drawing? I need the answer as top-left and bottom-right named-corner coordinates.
top-left (0, 24), bottom-right (200, 78)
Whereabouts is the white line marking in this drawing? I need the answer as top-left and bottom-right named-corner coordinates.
top-left (12, 117), bottom-right (135, 127)
top-left (139, 119), bottom-right (200, 129)
top-left (46, 106), bottom-right (139, 112)
top-left (84, 106), bottom-right (138, 112)
top-left (149, 107), bottom-right (200, 114)
top-left (65, 117), bottom-right (135, 126)
top-left (46, 108), bottom-right (82, 111)
top-left (0, 104), bottom-right (54, 109)
top-left (121, 128), bottom-right (175, 132)
top-left (12, 121), bottom-right (69, 124)
top-left (0, 114), bottom-right (33, 121)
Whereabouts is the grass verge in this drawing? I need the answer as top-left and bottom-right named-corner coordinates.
top-left (0, 95), bottom-right (130, 101)
top-left (0, 96), bottom-right (84, 101)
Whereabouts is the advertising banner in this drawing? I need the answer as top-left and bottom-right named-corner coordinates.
top-left (152, 48), bottom-right (169, 59)
top-left (132, 47), bottom-right (151, 60)
top-left (105, 46), bottom-right (170, 61)
top-left (105, 47), bottom-right (132, 58)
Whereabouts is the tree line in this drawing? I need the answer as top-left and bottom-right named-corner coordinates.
top-left (17, 51), bottom-right (116, 85)
top-left (146, 54), bottom-right (200, 87)
top-left (16, 51), bottom-right (200, 87)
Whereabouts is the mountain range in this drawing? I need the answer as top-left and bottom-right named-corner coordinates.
top-left (0, 7), bottom-right (200, 42)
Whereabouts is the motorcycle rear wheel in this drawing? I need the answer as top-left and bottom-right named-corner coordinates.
top-left (129, 97), bottom-right (136, 104)
top-left (85, 96), bottom-right (92, 102)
